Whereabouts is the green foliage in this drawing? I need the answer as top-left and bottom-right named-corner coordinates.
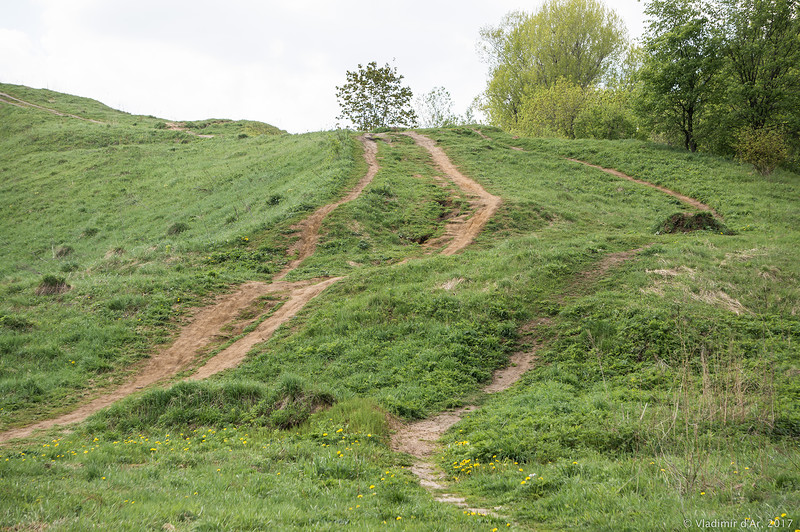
top-left (634, 0), bottom-right (800, 159)
top-left (82, 377), bottom-right (334, 435)
top-left (335, 62), bottom-right (418, 131)
top-left (719, 0), bottom-right (800, 132)
top-left (637, 0), bottom-right (723, 152)
top-left (517, 78), bottom-right (586, 138)
top-left (734, 126), bottom-right (790, 175)
top-left (573, 87), bottom-right (643, 140)
top-left (480, 0), bottom-right (628, 130)
top-left (0, 83), bottom-right (356, 428)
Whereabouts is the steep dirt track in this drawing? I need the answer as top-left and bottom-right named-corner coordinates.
top-left (403, 132), bottom-right (502, 255)
top-left (276, 135), bottom-right (380, 279)
top-left (0, 91), bottom-right (105, 124)
top-left (189, 277), bottom-right (343, 380)
top-left (0, 137), bottom-right (380, 444)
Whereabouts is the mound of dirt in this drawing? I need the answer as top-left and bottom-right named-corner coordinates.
top-left (35, 275), bottom-right (71, 296)
top-left (655, 212), bottom-right (733, 235)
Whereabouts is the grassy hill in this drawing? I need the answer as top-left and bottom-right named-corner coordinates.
top-left (1, 85), bottom-right (798, 530)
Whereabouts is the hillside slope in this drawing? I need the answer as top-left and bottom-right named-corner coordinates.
top-left (1, 86), bottom-right (798, 530)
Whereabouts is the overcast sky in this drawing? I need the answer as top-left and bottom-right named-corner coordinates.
top-left (1, 0), bottom-right (647, 133)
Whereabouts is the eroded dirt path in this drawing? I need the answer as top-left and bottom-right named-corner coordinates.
top-left (567, 159), bottom-right (721, 219)
top-left (389, 342), bottom-right (542, 515)
top-left (472, 128), bottom-right (720, 219)
top-left (389, 248), bottom-right (643, 516)
top-left (276, 135), bottom-right (380, 278)
top-left (0, 136), bottom-right (381, 444)
top-left (403, 132), bottom-right (502, 255)
top-left (0, 91), bottom-right (106, 124)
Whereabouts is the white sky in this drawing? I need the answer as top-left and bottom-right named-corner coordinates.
top-left (1, 0), bottom-right (647, 133)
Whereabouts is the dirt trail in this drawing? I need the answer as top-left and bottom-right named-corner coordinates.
top-left (472, 129), bottom-right (719, 218)
top-left (403, 132), bottom-right (502, 255)
top-left (189, 277), bottom-right (342, 380)
top-left (0, 137), bottom-right (380, 444)
top-left (275, 135), bottom-right (380, 279)
top-left (567, 159), bottom-right (721, 218)
top-left (0, 91), bottom-right (105, 124)
top-left (389, 247), bottom-right (643, 514)
top-left (389, 340), bottom-right (541, 515)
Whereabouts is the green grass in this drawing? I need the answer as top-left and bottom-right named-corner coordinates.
top-left (1, 87), bottom-right (798, 530)
top-left (0, 83), bottom-right (358, 428)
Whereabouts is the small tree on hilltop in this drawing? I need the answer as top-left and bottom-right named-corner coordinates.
top-left (415, 86), bottom-right (458, 128)
top-left (336, 62), bottom-right (418, 131)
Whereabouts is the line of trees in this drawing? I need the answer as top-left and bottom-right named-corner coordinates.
top-left (478, 0), bottom-right (800, 173)
top-left (334, 0), bottom-right (798, 173)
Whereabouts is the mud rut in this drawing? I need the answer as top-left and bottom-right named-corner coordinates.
top-left (0, 125), bottom-right (717, 519)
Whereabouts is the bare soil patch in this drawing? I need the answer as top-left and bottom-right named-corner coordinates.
top-left (164, 122), bottom-right (214, 138)
top-left (276, 135), bottom-right (380, 279)
top-left (402, 132), bottom-right (502, 255)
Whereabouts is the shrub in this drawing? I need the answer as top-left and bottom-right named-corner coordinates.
top-left (734, 127), bottom-right (789, 175)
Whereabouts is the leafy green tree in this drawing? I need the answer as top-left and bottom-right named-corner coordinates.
top-left (517, 79), bottom-right (587, 138)
top-left (336, 62), bottom-right (418, 131)
top-left (574, 88), bottom-right (642, 140)
top-left (718, 0), bottom-right (800, 132)
top-left (637, 0), bottom-right (723, 151)
top-left (479, 0), bottom-right (628, 131)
